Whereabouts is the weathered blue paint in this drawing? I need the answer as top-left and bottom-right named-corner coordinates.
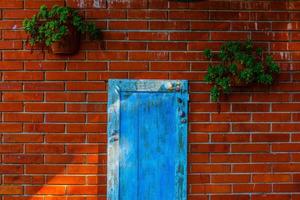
top-left (107, 79), bottom-right (188, 200)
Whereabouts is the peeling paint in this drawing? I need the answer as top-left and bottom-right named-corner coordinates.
top-left (93, 0), bottom-right (101, 8)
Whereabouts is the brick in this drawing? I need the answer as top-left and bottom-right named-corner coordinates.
top-left (3, 51), bottom-right (44, 60)
top-left (67, 104), bottom-right (106, 112)
top-left (107, 41), bottom-right (146, 50)
top-left (211, 154), bottom-right (250, 163)
top-left (191, 164), bottom-right (231, 173)
top-left (46, 114), bottom-right (85, 123)
top-left (25, 144), bottom-right (64, 153)
top-left (45, 155), bottom-right (85, 164)
top-left (129, 52), bottom-right (168, 61)
top-left (232, 123), bottom-right (270, 132)
top-left (151, 62), bottom-right (189, 71)
top-left (0, 144), bottom-right (23, 153)
top-left (46, 93), bottom-right (86, 102)
top-left (253, 113), bottom-right (291, 122)
top-left (170, 32), bottom-right (209, 41)
top-left (148, 42), bottom-right (187, 51)
top-left (3, 10), bottom-right (36, 19)
top-left (211, 113), bottom-right (250, 122)
top-left (67, 165), bottom-right (105, 174)
top-left (211, 32), bottom-right (249, 41)
top-left (26, 165), bottom-right (65, 174)
top-left (46, 72), bottom-right (85, 81)
top-left (24, 124), bottom-right (65, 133)
top-left (0, 186), bottom-right (22, 195)
top-left (191, 184), bottom-right (231, 193)
top-left (273, 143), bottom-right (300, 152)
top-left (67, 186), bottom-right (105, 195)
top-left (212, 134), bottom-right (250, 142)
top-left (25, 103), bottom-right (65, 112)
top-left (232, 104), bottom-right (269, 112)
top-left (274, 184), bottom-right (300, 192)
top-left (150, 21), bottom-right (189, 30)
top-left (66, 82), bottom-right (106, 91)
top-left (169, 11), bottom-right (208, 20)
top-left (110, 62), bottom-right (148, 71)
top-left (273, 124), bottom-right (300, 132)
top-left (232, 144), bottom-right (270, 153)
top-left (0, 103), bottom-right (22, 111)
top-left (189, 154), bottom-right (209, 163)
top-left (66, 144), bottom-right (106, 153)
top-left (0, 165), bottom-right (23, 174)
top-left (128, 32), bottom-right (168, 41)
top-left (211, 195), bottom-right (249, 200)
top-left (25, 1), bottom-right (64, 9)
top-left (211, 174), bottom-right (250, 183)
top-left (0, 41), bottom-right (22, 50)
top-left (4, 175), bottom-right (44, 184)
top-left (252, 153), bottom-right (290, 162)
top-left (87, 72), bottom-right (128, 80)
top-left (4, 113), bottom-right (43, 122)
top-left (87, 51), bottom-right (127, 60)
top-left (87, 114), bottom-right (107, 123)
top-left (25, 186), bottom-right (65, 195)
top-left (129, 72), bottom-right (168, 79)
top-left (3, 134), bottom-right (43, 143)
top-left (233, 184), bottom-right (271, 193)
top-left (109, 21), bottom-right (147, 30)
top-left (190, 124), bottom-right (230, 132)
top-left (127, 10), bottom-right (167, 19)
top-left (190, 144), bottom-right (230, 153)
top-left (252, 134), bottom-right (289, 142)
top-left (46, 134), bottom-right (85, 143)
top-left (253, 174), bottom-right (291, 183)
top-left (3, 92), bottom-right (43, 102)
top-left (188, 175), bottom-right (210, 184)
top-left (25, 62), bottom-right (65, 71)
top-left (24, 82), bottom-right (64, 91)
top-left (46, 175), bottom-right (85, 185)
top-left (252, 195), bottom-right (291, 200)
top-left (233, 164), bottom-right (271, 172)
top-left (0, 124), bottom-right (22, 133)
top-left (3, 155), bottom-right (43, 164)
top-left (0, 61), bottom-right (23, 70)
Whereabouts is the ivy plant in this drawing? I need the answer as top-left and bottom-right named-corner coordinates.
top-left (204, 40), bottom-right (280, 102)
top-left (23, 5), bottom-right (100, 47)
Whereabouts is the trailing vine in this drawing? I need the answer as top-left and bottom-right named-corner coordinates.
top-left (204, 40), bottom-right (280, 102)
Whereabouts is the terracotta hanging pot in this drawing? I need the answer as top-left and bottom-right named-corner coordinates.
top-left (50, 26), bottom-right (80, 55)
top-left (230, 62), bottom-right (247, 87)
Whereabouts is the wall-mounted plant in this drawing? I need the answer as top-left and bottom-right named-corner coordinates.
top-left (23, 5), bottom-right (101, 54)
top-left (204, 40), bottom-right (280, 102)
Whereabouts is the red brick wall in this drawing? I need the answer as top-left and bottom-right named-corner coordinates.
top-left (0, 0), bottom-right (299, 199)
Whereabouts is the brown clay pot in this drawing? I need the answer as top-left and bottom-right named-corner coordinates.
top-left (230, 62), bottom-right (247, 87)
top-left (231, 76), bottom-right (247, 87)
top-left (50, 27), bottom-right (80, 55)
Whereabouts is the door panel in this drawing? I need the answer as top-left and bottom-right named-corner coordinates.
top-left (107, 80), bottom-right (188, 200)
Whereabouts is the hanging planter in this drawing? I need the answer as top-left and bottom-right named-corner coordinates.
top-left (49, 26), bottom-right (80, 54)
top-left (204, 40), bottom-right (280, 102)
top-left (23, 5), bottom-right (101, 55)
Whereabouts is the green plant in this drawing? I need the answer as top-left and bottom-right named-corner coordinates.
top-left (23, 5), bottom-right (100, 47)
top-left (204, 40), bottom-right (280, 102)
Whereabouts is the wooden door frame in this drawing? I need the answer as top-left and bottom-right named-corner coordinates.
top-left (107, 79), bottom-right (189, 200)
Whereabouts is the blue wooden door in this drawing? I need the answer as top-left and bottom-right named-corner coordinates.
top-left (107, 80), bottom-right (188, 200)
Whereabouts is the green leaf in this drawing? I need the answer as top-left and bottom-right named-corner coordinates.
top-left (204, 40), bottom-right (280, 102)
top-left (204, 49), bottom-right (213, 59)
top-left (22, 4), bottom-right (101, 47)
